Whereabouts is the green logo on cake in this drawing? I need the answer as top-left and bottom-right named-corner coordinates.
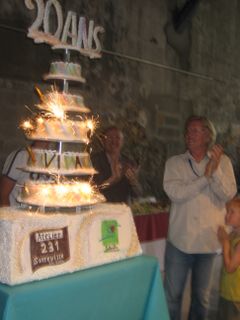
top-left (101, 220), bottom-right (120, 252)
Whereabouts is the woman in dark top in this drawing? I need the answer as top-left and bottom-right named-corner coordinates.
top-left (91, 126), bottom-right (141, 204)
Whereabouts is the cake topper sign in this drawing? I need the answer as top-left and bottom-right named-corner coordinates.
top-left (24, 0), bottom-right (104, 58)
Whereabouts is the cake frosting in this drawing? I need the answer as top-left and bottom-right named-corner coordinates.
top-left (0, 203), bottom-right (142, 285)
top-left (44, 61), bottom-right (86, 83)
top-left (24, 117), bottom-right (92, 143)
top-left (24, 149), bottom-right (95, 175)
top-left (37, 91), bottom-right (90, 113)
top-left (18, 180), bottom-right (104, 208)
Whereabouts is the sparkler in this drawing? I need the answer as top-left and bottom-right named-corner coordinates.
top-left (21, 180), bottom-right (104, 207)
top-left (19, 87), bottom-right (104, 209)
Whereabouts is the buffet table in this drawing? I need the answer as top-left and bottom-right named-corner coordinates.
top-left (134, 212), bottom-right (169, 271)
top-left (0, 255), bottom-right (169, 320)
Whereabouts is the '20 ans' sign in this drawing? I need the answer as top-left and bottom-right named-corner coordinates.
top-left (24, 0), bottom-right (105, 58)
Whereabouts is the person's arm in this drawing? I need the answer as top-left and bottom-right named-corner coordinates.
top-left (124, 165), bottom-right (142, 197)
top-left (91, 152), bottom-right (122, 188)
top-left (0, 175), bottom-right (16, 206)
top-left (206, 147), bottom-right (237, 201)
top-left (104, 158), bottom-right (122, 186)
top-left (0, 148), bottom-right (26, 207)
top-left (204, 144), bottom-right (223, 178)
top-left (218, 226), bottom-right (240, 273)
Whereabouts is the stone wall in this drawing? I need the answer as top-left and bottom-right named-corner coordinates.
top-left (0, 0), bottom-right (240, 199)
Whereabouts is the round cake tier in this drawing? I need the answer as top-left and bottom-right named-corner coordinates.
top-left (18, 181), bottom-right (105, 208)
top-left (20, 149), bottom-right (96, 176)
top-left (44, 61), bottom-right (86, 83)
top-left (37, 92), bottom-right (90, 113)
top-left (21, 167), bottom-right (96, 176)
top-left (24, 118), bottom-right (92, 143)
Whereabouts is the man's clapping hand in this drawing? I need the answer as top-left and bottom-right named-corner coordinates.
top-left (205, 144), bottom-right (223, 178)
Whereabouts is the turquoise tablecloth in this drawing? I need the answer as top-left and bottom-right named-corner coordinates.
top-left (0, 255), bottom-right (169, 320)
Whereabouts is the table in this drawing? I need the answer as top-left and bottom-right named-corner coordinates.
top-left (134, 212), bottom-right (169, 271)
top-left (0, 255), bottom-right (169, 320)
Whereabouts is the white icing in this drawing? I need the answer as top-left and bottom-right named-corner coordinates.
top-left (44, 62), bottom-right (86, 83)
top-left (26, 118), bottom-right (90, 143)
top-left (0, 204), bottom-right (142, 285)
top-left (18, 180), bottom-right (105, 208)
top-left (25, 149), bottom-right (96, 175)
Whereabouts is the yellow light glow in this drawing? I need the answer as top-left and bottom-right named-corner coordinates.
top-left (21, 120), bottom-right (34, 131)
top-left (35, 86), bottom-right (45, 102)
top-left (22, 180), bottom-right (105, 207)
top-left (36, 117), bottom-right (44, 124)
top-left (80, 183), bottom-right (92, 195)
top-left (37, 90), bottom-right (66, 120)
top-left (48, 102), bottom-right (65, 119)
top-left (86, 119), bottom-right (94, 131)
top-left (56, 184), bottom-right (68, 195)
top-left (40, 187), bottom-right (50, 196)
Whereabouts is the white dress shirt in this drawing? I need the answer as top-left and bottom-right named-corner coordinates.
top-left (163, 151), bottom-right (237, 253)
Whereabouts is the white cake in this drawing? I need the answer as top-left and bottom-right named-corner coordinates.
top-left (18, 180), bottom-right (105, 208)
top-left (0, 203), bottom-right (142, 285)
top-left (24, 117), bottom-right (92, 142)
top-left (24, 149), bottom-right (95, 175)
top-left (44, 61), bottom-right (86, 83)
top-left (36, 91), bottom-right (90, 113)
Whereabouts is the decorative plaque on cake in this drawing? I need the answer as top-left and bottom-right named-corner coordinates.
top-left (30, 227), bottom-right (70, 271)
top-left (101, 220), bottom-right (120, 252)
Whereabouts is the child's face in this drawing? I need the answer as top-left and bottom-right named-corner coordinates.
top-left (225, 203), bottom-right (240, 228)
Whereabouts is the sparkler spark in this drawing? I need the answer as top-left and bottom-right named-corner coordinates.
top-left (22, 180), bottom-right (103, 207)
top-left (20, 120), bottom-right (34, 131)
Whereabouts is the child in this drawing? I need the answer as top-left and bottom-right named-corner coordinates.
top-left (217, 197), bottom-right (240, 320)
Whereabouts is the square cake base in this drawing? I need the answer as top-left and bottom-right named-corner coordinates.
top-left (0, 203), bottom-right (142, 285)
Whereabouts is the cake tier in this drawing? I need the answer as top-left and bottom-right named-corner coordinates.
top-left (0, 204), bottom-right (142, 285)
top-left (18, 180), bottom-right (105, 208)
top-left (37, 92), bottom-right (90, 113)
top-left (22, 149), bottom-right (96, 175)
top-left (44, 61), bottom-right (86, 83)
top-left (25, 118), bottom-right (91, 143)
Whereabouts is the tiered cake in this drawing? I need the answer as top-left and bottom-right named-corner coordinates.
top-left (19, 56), bottom-right (104, 209)
top-left (0, 6), bottom-right (142, 285)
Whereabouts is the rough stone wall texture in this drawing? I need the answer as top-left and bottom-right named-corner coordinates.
top-left (0, 0), bottom-right (240, 199)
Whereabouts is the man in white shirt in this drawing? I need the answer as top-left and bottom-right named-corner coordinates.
top-left (163, 115), bottom-right (237, 320)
